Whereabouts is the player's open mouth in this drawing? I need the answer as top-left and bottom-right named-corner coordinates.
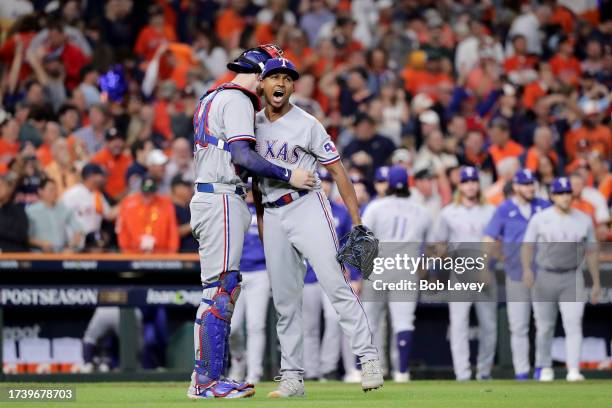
top-left (271, 89), bottom-right (285, 104)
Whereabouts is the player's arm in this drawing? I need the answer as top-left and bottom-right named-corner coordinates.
top-left (229, 140), bottom-right (314, 189)
top-left (251, 176), bottom-right (265, 243)
top-left (326, 160), bottom-right (361, 226)
top-left (218, 95), bottom-right (314, 188)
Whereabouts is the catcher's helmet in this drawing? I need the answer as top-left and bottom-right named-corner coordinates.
top-left (227, 44), bottom-right (283, 74)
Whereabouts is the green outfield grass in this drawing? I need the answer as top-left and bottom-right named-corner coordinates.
top-left (3, 380), bottom-right (612, 408)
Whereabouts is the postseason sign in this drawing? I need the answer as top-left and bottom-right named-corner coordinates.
top-left (0, 286), bottom-right (202, 308)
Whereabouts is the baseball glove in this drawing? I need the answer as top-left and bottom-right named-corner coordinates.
top-left (336, 225), bottom-right (379, 280)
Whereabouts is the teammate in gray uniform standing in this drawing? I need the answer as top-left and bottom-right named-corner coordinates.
top-left (521, 176), bottom-right (601, 382)
top-left (433, 166), bottom-right (496, 381)
top-left (253, 57), bottom-right (383, 397)
top-left (483, 169), bottom-right (551, 380)
top-left (361, 166), bottom-right (434, 383)
top-left (187, 45), bottom-right (315, 400)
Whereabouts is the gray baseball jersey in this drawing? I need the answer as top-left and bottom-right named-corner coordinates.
top-left (434, 203), bottom-right (496, 242)
top-left (523, 207), bottom-right (596, 271)
top-left (434, 201), bottom-right (496, 381)
top-left (255, 104), bottom-right (377, 377)
top-left (362, 196), bottom-right (433, 242)
top-left (523, 206), bottom-right (594, 373)
top-left (254, 104), bottom-right (339, 203)
top-left (193, 89), bottom-right (256, 186)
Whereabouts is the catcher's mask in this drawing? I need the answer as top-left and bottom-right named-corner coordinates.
top-left (227, 44), bottom-right (283, 74)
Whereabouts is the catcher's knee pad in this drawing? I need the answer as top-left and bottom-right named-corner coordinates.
top-left (195, 271), bottom-right (241, 381)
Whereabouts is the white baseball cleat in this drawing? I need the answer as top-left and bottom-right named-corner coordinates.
top-left (267, 376), bottom-right (305, 398)
top-left (537, 367), bottom-right (554, 382)
top-left (361, 359), bottom-right (384, 392)
top-left (393, 371), bottom-right (410, 383)
top-left (566, 369), bottom-right (585, 382)
top-left (343, 369), bottom-right (362, 383)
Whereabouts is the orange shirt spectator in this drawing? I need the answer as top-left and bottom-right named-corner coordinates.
top-left (522, 81), bottom-right (546, 110)
top-left (503, 54), bottom-right (538, 74)
top-left (550, 53), bottom-right (581, 86)
top-left (134, 6), bottom-right (177, 61)
top-left (0, 117), bottom-right (20, 165)
top-left (564, 125), bottom-right (611, 162)
top-left (216, 8), bottom-right (245, 45)
top-left (489, 140), bottom-right (524, 165)
top-left (572, 198), bottom-right (597, 227)
top-left (550, 6), bottom-right (575, 34)
top-left (116, 179), bottom-right (179, 253)
top-left (525, 147), bottom-right (558, 172)
top-left (36, 143), bottom-right (53, 167)
top-left (90, 129), bottom-right (132, 201)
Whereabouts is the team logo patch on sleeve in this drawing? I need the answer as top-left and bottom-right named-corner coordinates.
top-left (324, 142), bottom-right (337, 153)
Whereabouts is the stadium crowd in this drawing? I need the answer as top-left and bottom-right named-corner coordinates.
top-left (0, 0), bottom-right (610, 254)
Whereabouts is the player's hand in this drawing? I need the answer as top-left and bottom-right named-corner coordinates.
top-left (590, 283), bottom-right (602, 304)
top-left (523, 269), bottom-right (535, 289)
top-left (289, 169), bottom-right (315, 190)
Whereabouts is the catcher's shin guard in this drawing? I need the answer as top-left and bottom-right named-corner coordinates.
top-left (194, 271), bottom-right (241, 387)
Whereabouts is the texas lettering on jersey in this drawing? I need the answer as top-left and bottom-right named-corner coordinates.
top-left (258, 139), bottom-right (301, 164)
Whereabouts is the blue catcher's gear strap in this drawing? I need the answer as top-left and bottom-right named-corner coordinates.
top-left (195, 271), bottom-right (242, 382)
top-left (193, 82), bottom-right (261, 153)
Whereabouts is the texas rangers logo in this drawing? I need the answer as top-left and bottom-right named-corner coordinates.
top-left (324, 142), bottom-right (337, 154)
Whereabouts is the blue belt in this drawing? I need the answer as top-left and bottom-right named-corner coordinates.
top-left (264, 190), bottom-right (309, 208)
top-left (196, 183), bottom-right (245, 195)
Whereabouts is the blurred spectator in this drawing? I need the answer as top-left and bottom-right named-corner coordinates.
top-left (0, 175), bottom-right (29, 252)
top-left (343, 114), bottom-right (395, 178)
top-left (534, 154), bottom-right (558, 201)
top-left (77, 65), bottom-right (101, 108)
top-left (414, 129), bottom-right (458, 174)
top-left (165, 138), bottom-right (194, 186)
top-left (171, 175), bottom-right (197, 253)
top-left (58, 104), bottom-right (81, 136)
top-left (126, 139), bottom-right (154, 194)
top-left (90, 127), bottom-right (132, 202)
top-left (484, 157), bottom-right (520, 206)
top-left (339, 67), bottom-right (374, 118)
top-left (134, 5), bottom-right (177, 61)
top-left (300, 0), bottom-right (335, 46)
top-left (72, 104), bottom-right (112, 155)
top-left (193, 28), bottom-right (228, 80)
top-left (564, 101), bottom-right (610, 163)
top-left (26, 178), bottom-right (83, 253)
top-left (570, 171), bottom-right (598, 226)
top-left (487, 118), bottom-right (524, 167)
top-left (12, 153), bottom-right (44, 205)
top-left (61, 163), bottom-right (112, 236)
top-left (457, 128), bottom-right (495, 178)
top-left (507, 5), bottom-right (551, 55)
top-left (36, 121), bottom-right (61, 167)
top-left (549, 35), bottom-right (581, 87)
top-left (116, 176), bottom-right (178, 253)
top-left (290, 74), bottom-right (325, 123)
top-left (146, 149), bottom-right (170, 193)
top-left (0, 117), bottom-right (20, 173)
top-left (571, 169), bottom-right (611, 240)
top-left (44, 138), bottom-right (79, 197)
top-left (525, 126), bottom-right (559, 173)
top-left (503, 34), bottom-right (538, 86)
top-left (33, 20), bottom-right (90, 92)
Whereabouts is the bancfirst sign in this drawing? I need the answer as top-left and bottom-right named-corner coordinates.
top-left (1, 288), bottom-right (99, 306)
top-left (146, 289), bottom-right (201, 306)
